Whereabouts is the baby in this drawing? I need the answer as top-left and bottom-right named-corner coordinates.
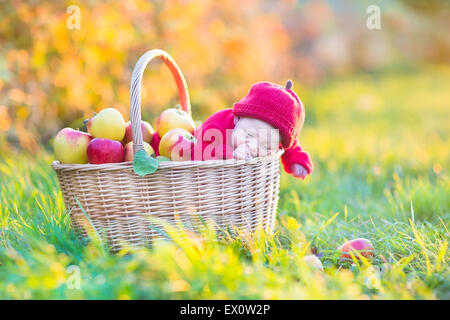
top-left (150, 80), bottom-right (312, 178)
top-left (189, 80), bottom-right (312, 179)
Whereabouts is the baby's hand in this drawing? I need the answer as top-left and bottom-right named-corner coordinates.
top-left (291, 163), bottom-right (308, 179)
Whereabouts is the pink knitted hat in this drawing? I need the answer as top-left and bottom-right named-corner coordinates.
top-left (232, 80), bottom-right (305, 149)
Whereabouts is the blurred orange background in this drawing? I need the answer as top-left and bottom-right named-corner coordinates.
top-left (0, 0), bottom-right (448, 152)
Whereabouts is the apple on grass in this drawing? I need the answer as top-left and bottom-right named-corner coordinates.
top-left (156, 105), bottom-right (195, 138)
top-left (87, 107), bottom-right (126, 141)
top-left (87, 138), bottom-right (124, 164)
top-left (303, 255), bottom-right (323, 271)
top-left (123, 142), bottom-right (155, 162)
top-left (338, 238), bottom-right (374, 261)
top-left (159, 128), bottom-right (196, 161)
top-left (53, 128), bottom-right (92, 164)
top-left (123, 120), bottom-right (154, 145)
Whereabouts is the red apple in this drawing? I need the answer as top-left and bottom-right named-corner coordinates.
top-left (156, 105), bottom-right (195, 138)
top-left (122, 121), bottom-right (154, 145)
top-left (53, 128), bottom-right (92, 164)
top-left (87, 138), bottom-right (124, 164)
top-left (339, 238), bottom-right (374, 261)
top-left (159, 128), bottom-right (195, 161)
top-left (123, 142), bottom-right (155, 162)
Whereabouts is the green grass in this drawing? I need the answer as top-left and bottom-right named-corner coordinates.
top-left (0, 66), bottom-right (448, 299)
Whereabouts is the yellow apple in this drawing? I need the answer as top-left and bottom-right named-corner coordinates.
top-left (159, 128), bottom-right (195, 161)
top-left (156, 105), bottom-right (195, 138)
top-left (53, 128), bottom-right (92, 164)
top-left (87, 107), bottom-right (126, 141)
top-left (123, 142), bottom-right (155, 162)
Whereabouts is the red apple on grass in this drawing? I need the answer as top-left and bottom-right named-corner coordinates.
top-left (339, 238), bottom-right (374, 261)
top-left (123, 142), bottom-right (155, 162)
top-left (122, 121), bottom-right (154, 145)
top-left (87, 138), bottom-right (124, 164)
top-left (159, 128), bottom-right (195, 161)
top-left (87, 107), bottom-right (126, 141)
top-left (156, 105), bottom-right (195, 138)
top-left (53, 128), bottom-right (92, 164)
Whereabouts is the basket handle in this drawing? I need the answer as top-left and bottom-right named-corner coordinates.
top-left (130, 49), bottom-right (191, 154)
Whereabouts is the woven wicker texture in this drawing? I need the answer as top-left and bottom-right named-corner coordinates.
top-left (52, 49), bottom-right (282, 251)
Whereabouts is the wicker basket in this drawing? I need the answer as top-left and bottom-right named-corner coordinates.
top-left (52, 49), bottom-right (282, 251)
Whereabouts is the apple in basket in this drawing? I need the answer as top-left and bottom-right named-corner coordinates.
top-left (156, 104), bottom-right (195, 138)
top-left (122, 120), bottom-right (154, 145)
top-left (87, 138), bottom-right (124, 164)
top-left (338, 238), bottom-right (374, 261)
top-left (123, 142), bottom-right (155, 162)
top-left (53, 128), bottom-right (92, 164)
top-left (159, 128), bottom-right (196, 161)
top-left (86, 107), bottom-right (126, 141)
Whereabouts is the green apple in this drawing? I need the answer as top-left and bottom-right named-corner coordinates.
top-left (53, 128), bottom-right (92, 164)
top-left (87, 107), bottom-right (126, 141)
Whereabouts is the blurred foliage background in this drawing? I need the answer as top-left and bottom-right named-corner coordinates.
top-left (0, 0), bottom-right (448, 152)
top-left (0, 0), bottom-right (449, 300)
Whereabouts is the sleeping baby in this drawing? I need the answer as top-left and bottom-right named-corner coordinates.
top-left (192, 80), bottom-right (312, 179)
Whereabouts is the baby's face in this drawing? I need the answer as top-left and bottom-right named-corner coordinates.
top-left (232, 117), bottom-right (281, 160)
